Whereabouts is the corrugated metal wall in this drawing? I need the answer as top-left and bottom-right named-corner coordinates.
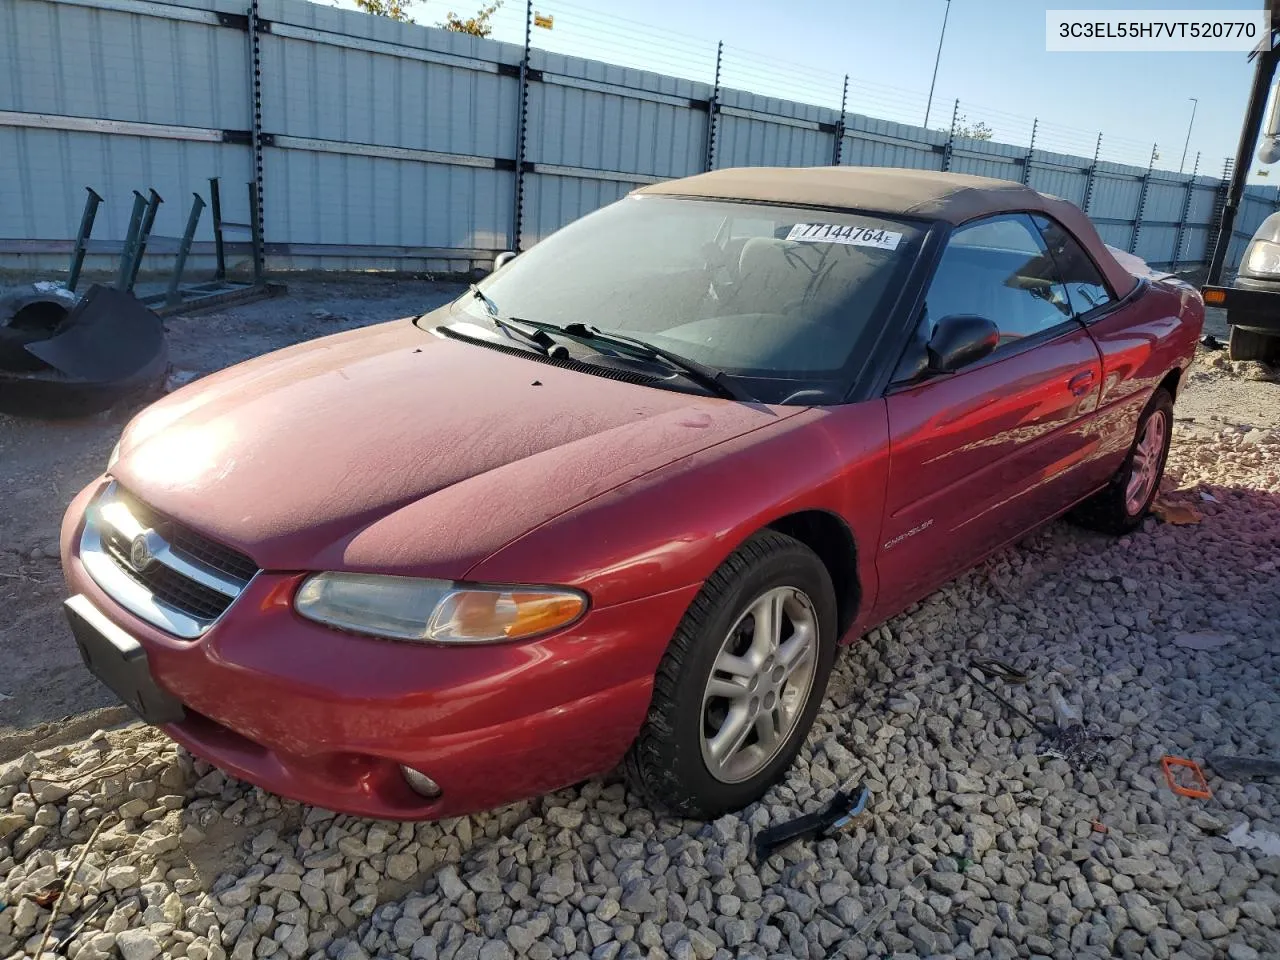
top-left (1, 0), bottom-right (254, 275)
top-left (3, 0), bottom-right (1278, 276)
top-left (520, 50), bottom-right (710, 243)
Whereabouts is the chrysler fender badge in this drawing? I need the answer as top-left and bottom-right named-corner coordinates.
top-left (882, 518), bottom-right (934, 552)
top-left (129, 533), bottom-right (156, 572)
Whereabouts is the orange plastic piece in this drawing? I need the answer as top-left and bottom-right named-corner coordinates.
top-left (1162, 756), bottom-right (1212, 799)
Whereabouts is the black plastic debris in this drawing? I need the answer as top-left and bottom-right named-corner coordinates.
top-left (1200, 333), bottom-right (1224, 350)
top-left (753, 784), bottom-right (870, 861)
top-left (0, 284), bottom-right (168, 419)
top-left (1208, 754), bottom-right (1280, 780)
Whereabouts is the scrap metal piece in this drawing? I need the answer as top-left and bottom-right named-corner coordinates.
top-left (27, 285), bottom-right (164, 382)
top-left (0, 284), bottom-right (168, 419)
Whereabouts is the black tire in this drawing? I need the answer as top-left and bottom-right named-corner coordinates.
top-left (1228, 324), bottom-right (1279, 362)
top-left (0, 300), bottom-right (73, 372)
top-left (0, 326), bottom-right (52, 373)
top-left (624, 530), bottom-right (838, 818)
top-left (1068, 387), bottom-right (1174, 535)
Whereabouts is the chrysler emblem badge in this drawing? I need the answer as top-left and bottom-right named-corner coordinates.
top-left (129, 533), bottom-right (156, 572)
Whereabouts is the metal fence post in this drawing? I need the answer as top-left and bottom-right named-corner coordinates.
top-left (209, 177), bottom-right (227, 282)
top-left (704, 41), bottom-right (723, 172)
top-left (115, 191), bottom-right (148, 291)
top-left (67, 187), bottom-right (103, 292)
top-left (247, 0), bottom-right (266, 279)
top-left (1082, 133), bottom-right (1102, 215)
top-left (249, 180), bottom-right (265, 284)
top-left (941, 99), bottom-right (959, 172)
top-left (831, 74), bottom-right (849, 166)
top-left (166, 193), bottom-right (206, 306)
top-left (1129, 143), bottom-right (1158, 255)
top-left (512, 0), bottom-right (532, 252)
top-left (126, 188), bottom-right (163, 291)
top-left (1021, 118), bottom-right (1038, 186)
top-left (1172, 152), bottom-right (1199, 271)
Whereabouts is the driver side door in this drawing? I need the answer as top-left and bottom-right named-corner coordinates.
top-left (870, 213), bottom-right (1104, 621)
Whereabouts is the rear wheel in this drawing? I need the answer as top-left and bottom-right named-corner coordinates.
top-left (1069, 387), bottom-right (1173, 535)
top-left (1227, 324), bottom-right (1280, 362)
top-left (624, 531), bottom-right (838, 818)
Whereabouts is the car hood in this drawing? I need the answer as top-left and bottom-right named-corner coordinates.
top-left (112, 316), bottom-right (799, 575)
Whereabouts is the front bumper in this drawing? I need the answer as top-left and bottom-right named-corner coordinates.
top-left (61, 478), bottom-right (700, 819)
top-left (1204, 280), bottom-right (1280, 333)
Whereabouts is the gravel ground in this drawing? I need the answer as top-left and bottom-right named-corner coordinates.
top-left (1, 331), bottom-right (1278, 958)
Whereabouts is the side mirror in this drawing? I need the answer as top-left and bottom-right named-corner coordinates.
top-left (494, 251), bottom-right (517, 270)
top-left (927, 314), bottom-right (999, 373)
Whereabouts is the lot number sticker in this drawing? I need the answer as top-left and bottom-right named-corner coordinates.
top-left (786, 222), bottom-right (902, 250)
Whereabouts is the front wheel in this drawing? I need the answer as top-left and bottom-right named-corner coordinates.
top-left (624, 531), bottom-right (838, 818)
top-left (1228, 324), bottom-right (1280, 362)
top-left (1068, 387), bottom-right (1173, 535)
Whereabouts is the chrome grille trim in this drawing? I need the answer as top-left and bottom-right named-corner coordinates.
top-left (80, 482), bottom-right (258, 639)
top-left (97, 499), bottom-right (244, 598)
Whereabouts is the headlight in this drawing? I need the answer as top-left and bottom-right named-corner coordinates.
top-left (107, 438), bottom-right (122, 472)
top-left (1244, 239), bottom-right (1280, 277)
top-left (294, 572), bottom-right (587, 643)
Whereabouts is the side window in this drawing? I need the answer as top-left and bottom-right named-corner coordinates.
top-left (924, 213), bottom-right (1074, 348)
top-left (1033, 214), bottom-right (1115, 317)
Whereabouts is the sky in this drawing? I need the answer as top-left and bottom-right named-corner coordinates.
top-left (328, 0), bottom-right (1269, 177)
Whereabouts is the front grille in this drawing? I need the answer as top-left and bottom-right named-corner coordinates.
top-left (101, 528), bottom-right (235, 621)
top-left (81, 482), bottom-right (260, 638)
top-left (114, 487), bottom-right (259, 583)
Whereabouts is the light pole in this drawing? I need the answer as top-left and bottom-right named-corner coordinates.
top-left (924, 0), bottom-right (951, 129)
top-left (1179, 97), bottom-right (1198, 172)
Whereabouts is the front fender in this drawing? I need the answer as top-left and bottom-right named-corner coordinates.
top-left (466, 401), bottom-right (892, 622)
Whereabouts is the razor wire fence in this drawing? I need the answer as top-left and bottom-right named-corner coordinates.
top-left (2, 0), bottom-right (1277, 277)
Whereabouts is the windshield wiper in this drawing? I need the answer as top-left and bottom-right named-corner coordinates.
top-left (467, 285), bottom-right (559, 355)
top-left (531, 321), bottom-right (755, 402)
top-left (469, 283), bottom-right (500, 318)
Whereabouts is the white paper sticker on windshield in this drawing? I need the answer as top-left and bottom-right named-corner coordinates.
top-left (786, 222), bottom-right (902, 250)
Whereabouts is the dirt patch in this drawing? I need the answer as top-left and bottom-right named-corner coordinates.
top-left (1176, 308), bottom-right (1280, 435)
top-left (0, 278), bottom-right (461, 755)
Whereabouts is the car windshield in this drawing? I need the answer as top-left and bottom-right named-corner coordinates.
top-left (446, 195), bottom-right (927, 403)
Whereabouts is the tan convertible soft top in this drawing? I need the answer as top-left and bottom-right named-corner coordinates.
top-left (633, 166), bottom-right (1138, 298)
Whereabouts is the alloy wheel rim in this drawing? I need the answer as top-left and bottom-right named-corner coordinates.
top-left (700, 586), bottom-right (819, 784)
top-left (1125, 409), bottom-right (1167, 515)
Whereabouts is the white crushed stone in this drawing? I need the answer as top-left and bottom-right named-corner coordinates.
top-left (1, 378), bottom-right (1277, 960)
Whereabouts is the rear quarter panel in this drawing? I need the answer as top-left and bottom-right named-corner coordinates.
top-left (1086, 279), bottom-right (1204, 471)
top-left (467, 402), bottom-right (892, 650)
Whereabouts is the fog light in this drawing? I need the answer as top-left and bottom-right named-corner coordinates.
top-left (400, 765), bottom-right (441, 799)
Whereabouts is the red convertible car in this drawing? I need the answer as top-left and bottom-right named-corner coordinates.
top-left (61, 167), bottom-right (1203, 820)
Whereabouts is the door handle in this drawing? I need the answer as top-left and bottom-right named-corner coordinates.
top-left (1067, 370), bottom-right (1095, 396)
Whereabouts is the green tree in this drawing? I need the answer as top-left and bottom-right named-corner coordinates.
top-left (353, 0), bottom-right (502, 35)
top-left (952, 114), bottom-right (993, 141)
top-left (352, 0), bottom-right (418, 22)
top-left (438, 1), bottom-right (501, 36)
